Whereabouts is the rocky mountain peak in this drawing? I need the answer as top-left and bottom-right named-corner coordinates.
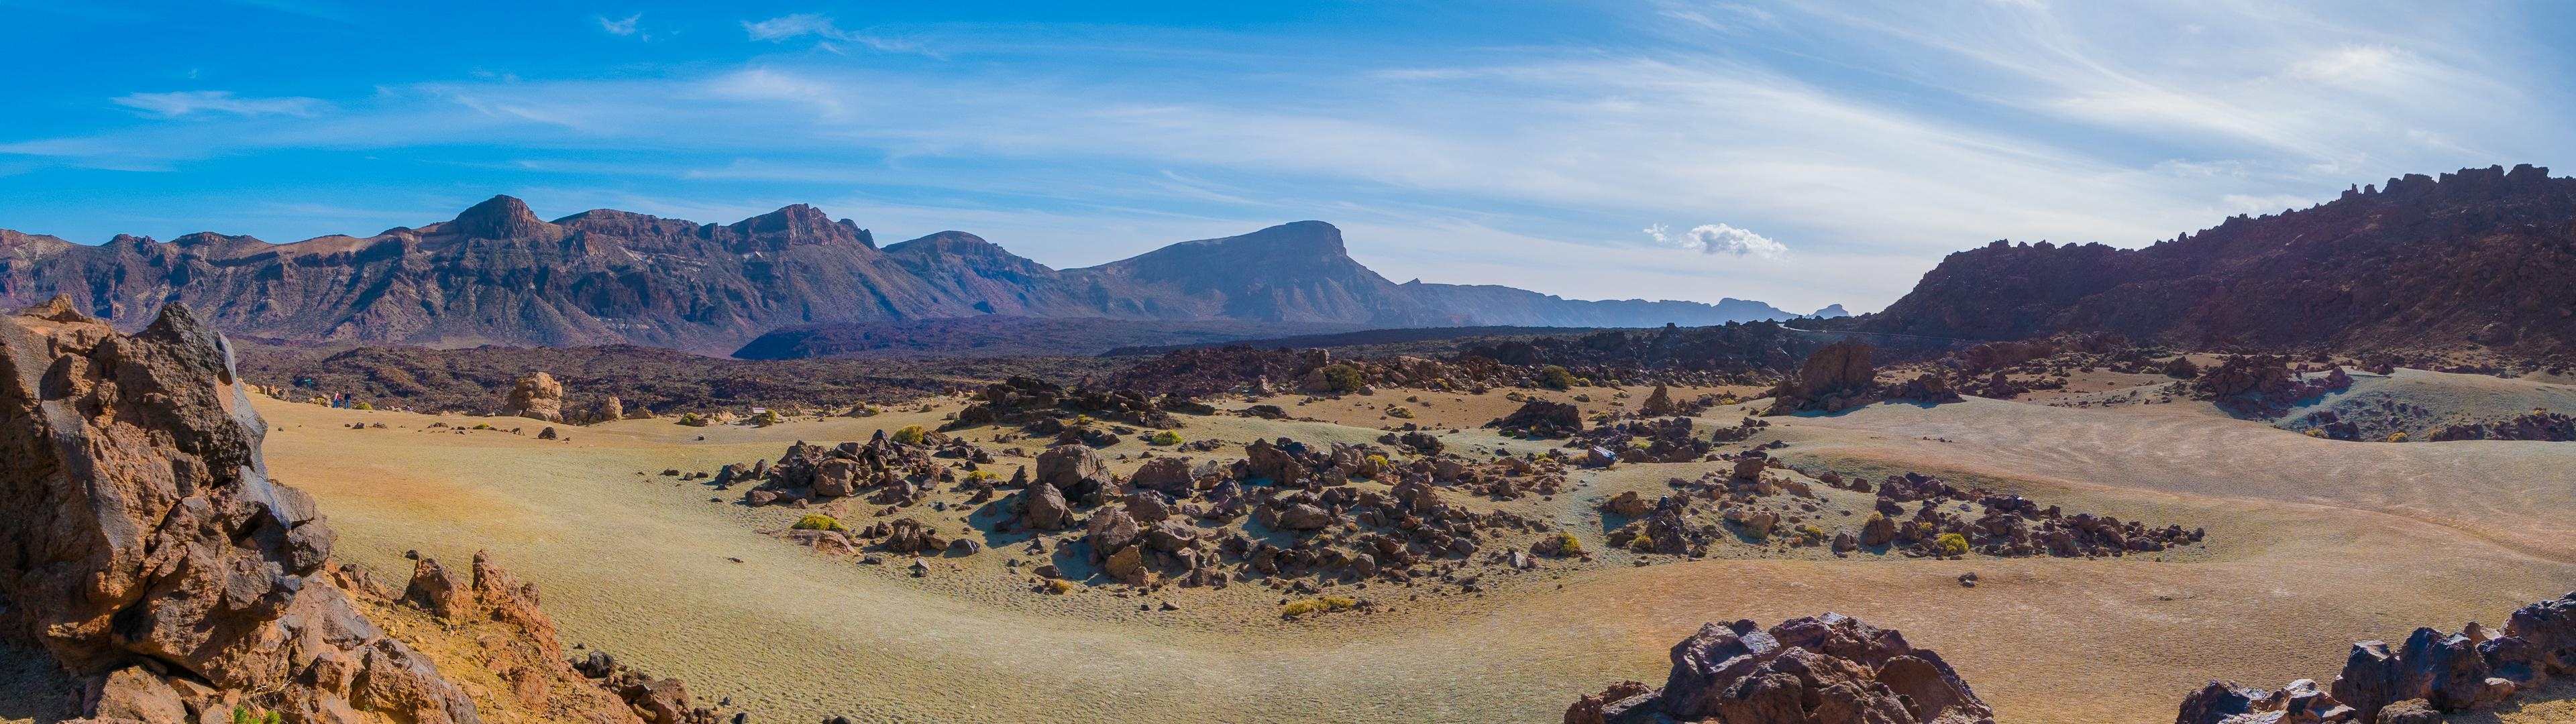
top-left (446, 194), bottom-right (555, 240)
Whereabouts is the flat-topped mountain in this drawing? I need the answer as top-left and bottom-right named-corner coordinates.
top-left (1860, 164), bottom-right (2576, 354)
top-left (0, 198), bottom-right (1803, 355)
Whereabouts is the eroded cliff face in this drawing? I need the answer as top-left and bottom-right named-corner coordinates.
top-left (1862, 164), bottom-right (2576, 354)
top-left (0, 298), bottom-right (670, 724)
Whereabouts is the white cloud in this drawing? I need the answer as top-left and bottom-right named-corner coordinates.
top-left (598, 13), bottom-right (643, 38)
top-left (112, 90), bottom-right (324, 118)
top-left (742, 13), bottom-right (924, 54)
top-left (1645, 223), bottom-right (1787, 258)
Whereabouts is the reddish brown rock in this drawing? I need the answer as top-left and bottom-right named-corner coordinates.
top-left (0, 299), bottom-right (483, 723)
top-left (1566, 613), bottom-right (1994, 724)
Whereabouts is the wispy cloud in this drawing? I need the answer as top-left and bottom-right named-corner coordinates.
top-left (598, 13), bottom-right (644, 39)
top-left (742, 13), bottom-right (928, 55)
top-left (112, 90), bottom-right (325, 118)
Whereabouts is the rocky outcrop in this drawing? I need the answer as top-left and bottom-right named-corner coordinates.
top-left (2176, 589), bottom-right (2576, 722)
top-left (1765, 343), bottom-right (1959, 414)
top-left (502, 371), bottom-right (566, 422)
top-left (0, 298), bottom-right (685, 724)
top-left (1566, 613), bottom-right (1995, 723)
top-left (1491, 400), bottom-right (1584, 438)
top-left (0, 298), bottom-right (483, 722)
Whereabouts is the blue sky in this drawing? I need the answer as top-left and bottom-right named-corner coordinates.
top-left (3, 1), bottom-right (2571, 313)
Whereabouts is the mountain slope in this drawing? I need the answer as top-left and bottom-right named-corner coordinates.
top-left (0, 199), bottom-right (1809, 354)
top-left (1861, 164), bottom-right (2576, 354)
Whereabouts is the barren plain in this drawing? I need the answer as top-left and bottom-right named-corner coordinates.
top-left (216, 372), bottom-right (2576, 723)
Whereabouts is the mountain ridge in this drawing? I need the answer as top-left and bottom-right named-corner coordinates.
top-left (0, 196), bottom-right (1810, 355)
top-left (1856, 164), bottom-right (2576, 355)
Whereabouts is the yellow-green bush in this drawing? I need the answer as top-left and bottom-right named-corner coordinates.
top-left (892, 424), bottom-right (928, 445)
top-left (1544, 531), bottom-right (1585, 556)
top-left (1385, 406), bottom-right (1414, 418)
top-left (2385, 432), bottom-right (2410, 442)
top-left (1148, 430), bottom-right (1183, 446)
top-left (1044, 579), bottom-right (1074, 595)
top-left (1933, 533), bottom-right (1970, 557)
top-left (352, 402), bottom-right (373, 410)
top-left (676, 413), bottom-right (709, 427)
top-left (792, 514), bottom-right (845, 532)
top-left (1281, 596), bottom-right (1359, 618)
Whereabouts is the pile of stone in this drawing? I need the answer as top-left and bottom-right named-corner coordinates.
top-left (1609, 458), bottom-right (2206, 560)
top-left (731, 429), bottom-right (979, 507)
top-left (1850, 471), bottom-right (2204, 558)
top-left (2176, 590), bottom-right (2576, 723)
top-left (1765, 343), bottom-right (1961, 415)
top-left (1490, 399), bottom-right (1585, 437)
top-left (1634, 383), bottom-right (1723, 418)
top-left (1564, 613), bottom-right (1996, 724)
top-left (2192, 355), bottom-right (2355, 417)
top-left (1004, 437), bottom-right (1568, 593)
top-left (2428, 410), bottom-right (2576, 442)
top-left (947, 375), bottom-right (1191, 432)
top-left (1575, 417), bottom-right (1719, 463)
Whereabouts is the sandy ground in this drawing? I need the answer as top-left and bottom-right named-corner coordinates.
top-left (9, 377), bottom-right (2575, 723)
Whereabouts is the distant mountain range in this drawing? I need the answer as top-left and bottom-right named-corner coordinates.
top-left (1860, 164), bottom-right (2575, 354)
top-left (0, 196), bottom-right (1813, 355)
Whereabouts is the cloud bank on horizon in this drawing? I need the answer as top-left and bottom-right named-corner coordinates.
top-left (1, 0), bottom-right (2569, 314)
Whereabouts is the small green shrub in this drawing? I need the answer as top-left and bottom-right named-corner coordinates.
top-left (1148, 430), bottom-right (1183, 446)
top-left (2385, 432), bottom-right (2410, 443)
top-left (1539, 365), bottom-right (1576, 390)
top-left (892, 424), bottom-right (928, 445)
top-left (1319, 364), bottom-right (1364, 394)
top-left (1385, 406), bottom-right (1414, 418)
top-left (676, 413), bottom-right (709, 427)
top-left (1545, 530), bottom-right (1585, 556)
top-left (1933, 533), bottom-right (1970, 557)
top-left (792, 514), bottom-right (845, 532)
top-left (352, 402), bottom-right (373, 410)
top-left (233, 706), bottom-right (280, 724)
top-left (1044, 579), bottom-right (1074, 595)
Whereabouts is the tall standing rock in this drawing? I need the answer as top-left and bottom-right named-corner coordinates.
top-left (0, 298), bottom-right (484, 723)
top-left (502, 371), bottom-right (566, 422)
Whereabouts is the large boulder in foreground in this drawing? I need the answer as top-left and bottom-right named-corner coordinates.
top-left (1566, 613), bottom-right (1994, 723)
top-left (0, 298), bottom-right (482, 722)
top-left (0, 298), bottom-right (699, 724)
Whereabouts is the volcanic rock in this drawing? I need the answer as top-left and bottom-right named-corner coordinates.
top-left (1568, 613), bottom-right (1994, 723)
